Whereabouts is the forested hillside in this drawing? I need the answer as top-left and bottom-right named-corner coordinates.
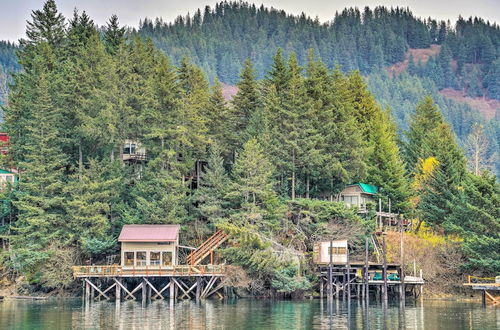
top-left (0, 2), bottom-right (498, 175)
top-left (136, 1), bottom-right (500, 101)
top-left (0, 1), bottom-right (498, 295)
top-left (0, 41), bottom-right (19, 104)
top-left (135, 1), bottom-right (499, 175)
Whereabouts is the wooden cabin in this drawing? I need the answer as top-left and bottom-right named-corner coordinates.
top-left (313, 239), bottom-right (348, 264)
top-left (122, 140), bottom-right (147, 162)
top-left (0, 169), bottom-right (17, 190)
top-left (340, 183), bottom-right (378, 212)
top-left (118, 224), bottom-right (180, 268)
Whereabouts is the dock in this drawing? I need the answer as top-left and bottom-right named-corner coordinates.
top-left (73, 264), bottom-right (227, 302)
top-left (463, 276), bottom-right (500, 305)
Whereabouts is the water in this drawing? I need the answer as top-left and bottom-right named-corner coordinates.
top-left (0, 298), bottom-right (498, 329)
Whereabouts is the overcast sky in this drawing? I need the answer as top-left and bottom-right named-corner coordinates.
top-left (1, 0), bottom-right (499, 42)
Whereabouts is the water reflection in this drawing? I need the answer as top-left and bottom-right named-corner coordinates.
top-left (1, 298), bottom-right (499, 329)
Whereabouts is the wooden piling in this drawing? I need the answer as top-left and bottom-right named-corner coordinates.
top-left (115, 278), bottom-right (121, 302)
top-left (382, 235), bottom-right (388, 303)
top-left (347, 245), bottom-right (351, 301)
top-left (170, 278), bottom-right (175, 301)
top-left (364, 237), bottom-right (369, 304)
top-left (328, 240), bottom-right (333, 301)
top-left (85, 279), bottom-right (90, 303)
top-left (142, 279), bottom-right (147, 303)
top-left (196, 277), bottom-right (202, 301)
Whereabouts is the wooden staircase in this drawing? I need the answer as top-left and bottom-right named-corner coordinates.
top-left (186, 230), bottom-right (229, 266)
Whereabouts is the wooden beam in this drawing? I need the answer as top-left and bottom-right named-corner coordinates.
top-left (102, 283), bottom-right (117, 295)
top-left (143, 278), bottom-right (164, 300)
top-left (172, 278), bottom-right (191, 298)
top-left (85, 278), bottom-right (110, 300)
top-left (128, 283), bottom-right (144, 300)
top-left (114, 278), bottom-right (136, 300)
top-left (180, 282), bottom-right (198, 299)
top-left (153, 282), bottom-right (171, 299)
top-left (201, 276), bottom-right (217, 299)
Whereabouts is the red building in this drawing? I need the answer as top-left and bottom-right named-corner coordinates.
top-left (0, 133), bottom-right (9, 155)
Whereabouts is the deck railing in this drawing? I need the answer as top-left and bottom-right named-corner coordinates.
top-left (466, 275), bottom-right (497, 284)
top-left (72, 264), bottom-right (227, 278)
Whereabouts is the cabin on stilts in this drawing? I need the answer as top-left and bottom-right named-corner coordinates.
top-left (314, 239), bottom-right (424, 302)
top-left (73, 225), bottom-right (229, 303)
top-left (339, 183), bottom-right (410, 230)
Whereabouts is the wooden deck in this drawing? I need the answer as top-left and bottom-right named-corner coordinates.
top-left (73, 264), bottom-right (226, 278)
top-left (463, 276), bottom-right (500, 305)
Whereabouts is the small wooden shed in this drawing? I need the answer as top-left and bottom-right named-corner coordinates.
top-left (313, 240), bottom-right (348, 264)
top-left (118, 224), bottom-right (180, 268)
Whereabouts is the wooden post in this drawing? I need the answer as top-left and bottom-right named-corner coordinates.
top-left (400, 221), bottom-right (405, 302)
top-left (382, 235), bottom-right (388, 303)
top-left (320, 278), bottom-right (324, 300)
top-left (142, 279), bottom-right (147, 303)
top-left (482, 290), bottom-right (486, 307)
top-left (328, 240), bottom-right (333, 301)
top-left (365, 237), bottom-right (369, 303)
top-left (85, 279), bottom-right (90, 304)
top-left (115, 278), bottom-right (121, 302)
top-left (91, 281), bottom-right (95, 301)
top-left (419, 269), bottom-right (423, 301)
top-left (347, 242), bottom-right (351, 301)
top-left (196, 277), bottom-right (202, 301)
top-left (170, 277), bottom-right (175, 302)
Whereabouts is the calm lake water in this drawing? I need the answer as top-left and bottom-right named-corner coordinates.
top-left (0, 298), bottom-right (498, 329)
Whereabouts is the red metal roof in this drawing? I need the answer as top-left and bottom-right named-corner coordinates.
top-left (118, 224), bottom-right (180, 242)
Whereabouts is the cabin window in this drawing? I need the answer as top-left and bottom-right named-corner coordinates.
top-left (162, 252), bottom-right (172, 266)
top-left (342, 196), bottom-right (358, 207)
top-left (123, 143), bottom-right (136, 155)
top-left (150, 252), bottom-right (161, 265)
top-left (329, 247), bottom-right (347, 255)
top-left (136, 251), bottom-right (147, 266)
top-left (124, 252), bottom-right (134, 266)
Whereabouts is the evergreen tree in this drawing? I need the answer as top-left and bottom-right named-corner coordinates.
top-left (195, 144), bottom-right (231, 224)
top-left (10, 61), bottom-right (66, 280)
top-left (403, 96), bottom-right (445, 173)
top-left (104, 15), bottom-right (126, 55)
top-left (64, 159), bottom-right (121, 256)
top-left (130, 152), bottom-right (190, 225)
top-left (366, 109), bottom-right (410, 212)
top-left (231, 59), bottom-right (260, 149)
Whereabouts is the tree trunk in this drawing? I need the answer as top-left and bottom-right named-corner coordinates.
top-left (291, 150), bottom-right (296, 200)
top-left (305, 173), bottom-right (310, 199)
top-left (79, 143), bottom-right (83, 181)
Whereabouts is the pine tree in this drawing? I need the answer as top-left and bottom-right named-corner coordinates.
top-left (195, 144), bottom-right (231, 224)
top-left (130, 151), bottom-right (190, 225)
top-left (231, 58), bottom-right (260, 149)
top-left (403, 96), bottom-right (445, 173)
top-left (22, 0), bottom-right (66, 50)
top-left (104, 15), bottom-right (126, 55)
top-left (64, 159), bottom-right (121, 255)
top-left (366, 109), bottom-right (410, 212)
top-left (228, 139), bottom-right (277, 218)
top-left (10, 61), bottom-right (67, 279)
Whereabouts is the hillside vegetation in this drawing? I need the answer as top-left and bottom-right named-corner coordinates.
top-left (0, 1), bottom-right (498, 296)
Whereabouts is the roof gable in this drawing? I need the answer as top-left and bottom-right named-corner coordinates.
top-left (346, 183), bottom-right (378, 194)
top-left (118, 224), bottom-right (180, 242)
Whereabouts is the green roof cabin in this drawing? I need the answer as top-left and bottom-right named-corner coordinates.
top-left (340, 183), bottom-right (378, 212)
top-left (0, 169), bottom-right (17, 190)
